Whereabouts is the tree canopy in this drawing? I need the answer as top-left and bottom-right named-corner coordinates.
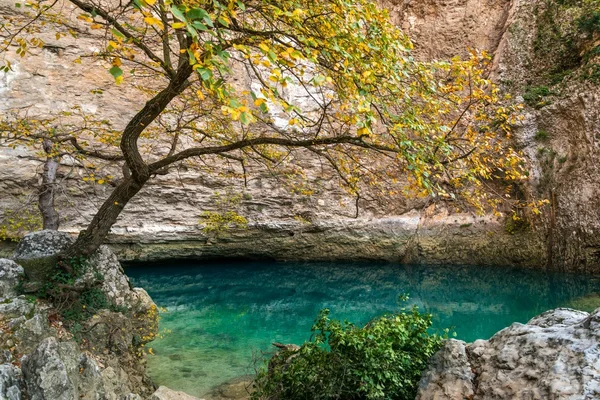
top-left (0, 0), bottom-right (531, 258)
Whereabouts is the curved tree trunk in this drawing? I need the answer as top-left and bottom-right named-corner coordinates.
top-left (63, 177), bottom-right (146, 260)
top-left (38, 139), bottom-right (60, 230)
top-left (61, 61), bottom-right (193, 261)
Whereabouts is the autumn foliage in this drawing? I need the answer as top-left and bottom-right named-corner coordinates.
top-left (1, 0), bottom-right (532, 254)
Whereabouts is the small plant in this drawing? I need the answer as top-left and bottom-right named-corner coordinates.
top-left (200, 191), bottom-right (248, 235)
top-left (535, 129), bottom-right (550, 141)
top-left (252, 300), bottom-right (446, 400)
top-left (505, 214), bottom-right (530, 235)
top-left (523, 86), bottom-right (553, 108)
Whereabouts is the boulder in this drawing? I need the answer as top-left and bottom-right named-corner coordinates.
top-left (0, 297), bottom-right (34, 319)
top-left (21, 336), bottom-right (139, 400)
top-left (12, 230), bottom-right (74, 281)
top-left (13, 230), bottom-right (75, 260)
top-left (416, 308), bottom-right (600, 399)
top-left (21, 337), bottom-right (80, 400)
top-left (415, 339), bottom-right (474, 400)
top-left (12, 230), bottom-right (156, 312)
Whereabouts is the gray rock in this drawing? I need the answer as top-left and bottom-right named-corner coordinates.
top-left (0, 260), bottom-right (23, 300)
top-left (0, 297), bottom-right (34, 319)
top-left (21, 337), bottom-right (79, 400)
top-left (14, 313), bottom-right (56, 352)
top-left (11, 230), bottom-right (156, 312)
top-left (416, 307), bottom-right (600, 400)
top-left (0, 364), bottom-right (23, 400)
top-left (21, 336), bottom-right (138, 400)
top-left (13, 230), bottom-right (74, 260)
top-left (124, 394), bottom-right (143, 400)
top-left (148, 386), bottom-right (202, 400)
top-left (527, 307), bottom-right (589, 327)
top-left (415, 339), bottom-right (474, 400)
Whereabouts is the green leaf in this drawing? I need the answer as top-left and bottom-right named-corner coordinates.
top-left (191, 21), bottom-right (208, 31)
top-left (186, 49), bottom-right (196, 64)
top-left (170, 5), bottom-right (186, 22)
top-left (196, 67), bottom-right (211, 81)
top-left (109, 66), bottom-right (123, 79)
top-left (111, 28), bottom-right (125, 40)
top-left (239, 112), bottom-right (250, 125)
top-left (186, 7), bottom-right (209, 21)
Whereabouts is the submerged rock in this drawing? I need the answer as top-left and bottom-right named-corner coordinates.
top-left (205, 376), bottom-right (253, 400)
top-left (416, 308), bottom-right (600, 399)
top-left (149, 386), bottom-right (203, 400)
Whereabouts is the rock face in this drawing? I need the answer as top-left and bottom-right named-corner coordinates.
top-left (0, 0), bottom-right (598, 272)
top-left (416, 308), bottom-right (600, 400)
top-left (490, 0), bottom-right (600, 273)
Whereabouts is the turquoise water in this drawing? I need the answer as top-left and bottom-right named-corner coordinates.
top-left (125, 261), bottom-right (600, 397)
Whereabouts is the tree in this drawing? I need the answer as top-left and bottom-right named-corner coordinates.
top-left (1, 0), bottom-right (528, 265)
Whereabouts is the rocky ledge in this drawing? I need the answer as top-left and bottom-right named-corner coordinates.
top-left (0, 230), bottom-right (201, 400)
top-left (416, 308), bottom-right (600, 399)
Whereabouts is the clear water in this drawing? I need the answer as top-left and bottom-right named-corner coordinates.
top-left (125, 261), bottom-right (600, 397)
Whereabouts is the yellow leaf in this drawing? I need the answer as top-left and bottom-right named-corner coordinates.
top-left (258, 42), bottom-right (269, 53)
top-left (145, 0), bottom-right (156, 5)
top-left (172, 22), bottom-right (186, 29)
top-left (144, 16), bottom-right (164, 29)
top-left (197, 90), bottom-right (205, 100)
top-left (254, 98), bottom-right (266, 107)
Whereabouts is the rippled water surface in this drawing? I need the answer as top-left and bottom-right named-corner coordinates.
top-left (125, 261), bottom-right (600, 397)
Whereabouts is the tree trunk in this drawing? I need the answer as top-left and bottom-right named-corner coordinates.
top-left (38, 139), bottom-right (60, 230)
top-left (63, 177), bottom-right (146, 259)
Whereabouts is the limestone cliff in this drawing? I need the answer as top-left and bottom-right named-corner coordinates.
top-left (0, 0), bottom-right (598, 271)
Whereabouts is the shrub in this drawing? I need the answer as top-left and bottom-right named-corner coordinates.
top-left (252, 303), bottom-right (445, 400)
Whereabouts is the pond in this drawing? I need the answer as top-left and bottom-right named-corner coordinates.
top-left (125, 261), bottom-right (600, 397)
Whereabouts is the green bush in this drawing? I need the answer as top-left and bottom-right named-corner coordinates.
top-left (252, 304), bottom-right (445, 400)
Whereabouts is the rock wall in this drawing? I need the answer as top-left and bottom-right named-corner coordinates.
top-left (491, 0), bottom-right (600, 273)
top-left (0, 0), bottom-right (598, 271)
